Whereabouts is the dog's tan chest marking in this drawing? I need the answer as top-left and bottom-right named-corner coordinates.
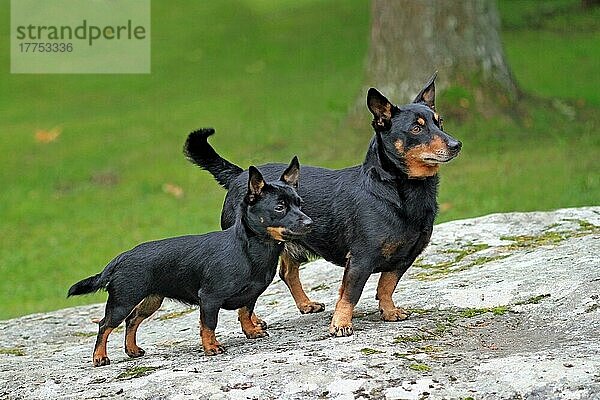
top-left (381, 240), bottom-right (402, 259)
top-left (266, 227), bottom-right (285, 241)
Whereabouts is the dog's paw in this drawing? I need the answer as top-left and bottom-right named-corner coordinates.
top-left (93, 356), bottom-right (110, 367)
top-left (380, 307), bottom-right (410, 322)
top-left (256, 320), bottom-right (268, 330)
top-left (125, 346), bottom-right (146, 358)
top-left (329, 307), bottom-right (354, 337)
top-left (203, 343), bottom-right (226, 356)
top-left (243, 327), bottom-right (269, 339)
top-left (329, 323), bottom-right (354, 337)
top-left (298, 301), bottom-right (325, 314)
top-left (251, 314), bottom-right (268, 330)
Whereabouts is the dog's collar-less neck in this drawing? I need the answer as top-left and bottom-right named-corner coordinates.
top-left (363, 133), bottom-right (404, 181)
top-left (362, 134), bottom-right (439, 219)
top-left (239, 209), bottom-right (281, 245)
top-left (375, 132), bottom-right (401, 179)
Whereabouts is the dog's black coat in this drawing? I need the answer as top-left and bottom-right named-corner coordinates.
top-left (184, 74), bottom-right (461, 335)
top-left (68, 158), bottom-right (311, 365)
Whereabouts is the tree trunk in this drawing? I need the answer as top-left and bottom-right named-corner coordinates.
top-left (366, 0), bottom-right (518, 104)
top-left (581, 0), bottom-right (600, 9)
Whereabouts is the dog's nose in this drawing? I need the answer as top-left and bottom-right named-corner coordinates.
top-left (448, 139), bottom-right (462, 153)
top-left (302, 217), bottom-right (313, 229)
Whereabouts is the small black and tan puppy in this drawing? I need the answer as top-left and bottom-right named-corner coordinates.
top-left (68, 156), bottom-right (312, 366)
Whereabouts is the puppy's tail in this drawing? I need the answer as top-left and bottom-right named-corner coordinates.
top-left (67, 254), bottom-right (123, 297)
top-left (67, 274), bottom-right (104, 297)
top-left (184, 128), bottom-right (244, 190)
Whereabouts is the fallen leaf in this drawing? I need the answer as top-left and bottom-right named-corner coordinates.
top-left (162, 183), bottom-right (184, 198)
top-left (439, 202), bottom-right (453, 212)
top-left (35, 126), bottom-right (62, 143)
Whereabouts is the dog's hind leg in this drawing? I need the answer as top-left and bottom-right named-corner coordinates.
top-left (279, 252), bottom-right (325, 314)
top-left (93, 293), bottom-right (142, 367)
top-left (124, 295), bottom-right (164, 358)
top-left (93, 324), bottom-right (113, 367)
top-left (376, 271), bottom-right (409, 321)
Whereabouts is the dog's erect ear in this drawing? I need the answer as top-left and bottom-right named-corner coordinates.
top-left (280, 156), bottom-right (300, 188)
top-left (413, 72), bottom-right (437, 111)
top-left (246, 166), bottom-right (265, 203)
top-left (367, 88), bottom-right (394, 131)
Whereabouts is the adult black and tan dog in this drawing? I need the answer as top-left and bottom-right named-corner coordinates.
top-left (68, 157), bottom-right (312, 366)
top-left (184, 74), bottom-right (461, 337)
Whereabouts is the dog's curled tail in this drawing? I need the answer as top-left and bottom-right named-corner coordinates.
top-left (184, 128), bottom-right (244, 190)
top-left (67, 254), bottom-right (123, 297)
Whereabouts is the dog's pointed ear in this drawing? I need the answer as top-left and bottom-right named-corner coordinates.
top-left (246, 166), bottom-right (265, 203)
top-left (367, 88), bottom-right (394, 131)
top-left (280, 156), bottom-right (300, 188)
top-left (413, 72), bottom-right (437, 111)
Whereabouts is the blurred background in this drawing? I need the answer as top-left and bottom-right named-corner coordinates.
top-left (0, 0), bottom-right (598, 319)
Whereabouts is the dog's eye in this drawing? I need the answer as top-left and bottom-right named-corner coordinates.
top-left (274, 203), bottom-right (286, 213)
top-left (410, 125), bottom-right (422, 134)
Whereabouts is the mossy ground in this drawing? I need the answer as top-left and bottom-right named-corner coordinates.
top-left (116, 366), bottom-right (160, 380)
top-left (0, 347), bottom-right (26, 356)
top-left (414, 218), bottom-right (598, 281)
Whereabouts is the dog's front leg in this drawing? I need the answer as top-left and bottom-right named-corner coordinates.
top-left (329, 256), bottom-right (372, 337)
top-left (375, 230), bottom-right (431, 321)
top-left (238, 303), bottom-right (268, 339)
top-left (376, 271), bottom-right (409, 321)
top-left (279, 252), bottom-right (325, 314)
top-left (199, 304), bottom-right (224, 355)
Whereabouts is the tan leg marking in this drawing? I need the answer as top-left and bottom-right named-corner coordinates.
top-left (329, 261), bottom-right (356, 337)
top-left (251, 312), bottom-right (267, 330)
top-left (238, 307), bottom-right (268, 339)
top-left (376, 272), bottom-right (409, 321)
top-left (199, 315), bottom-right (224, 356)
top-left (124, 295), bottom-right (163, 358)
top-left (93, 327), bottom-right (113, 367)
top-left (279, 252), bottom-right (325, 314)
top-left (329, 296), bottom-right (354, 337)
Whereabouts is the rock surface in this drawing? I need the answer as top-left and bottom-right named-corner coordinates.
top-left (1, 207), bottom-right (599, 400)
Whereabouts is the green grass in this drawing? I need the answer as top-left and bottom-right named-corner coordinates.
top-left (0, 1), bottom-right (598, 319)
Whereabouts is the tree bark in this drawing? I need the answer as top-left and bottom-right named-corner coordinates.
top-left (581, 0), bottom-right (600, 9)
top-left (366, 0), bottom-right (518, 104)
